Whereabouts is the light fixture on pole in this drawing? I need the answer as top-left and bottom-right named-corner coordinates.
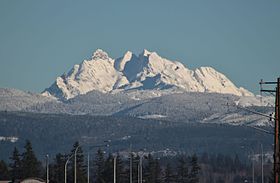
top-left (74, 145), bottom-right (80, 183)
top-left (65, 154), bottom-right (74, 183)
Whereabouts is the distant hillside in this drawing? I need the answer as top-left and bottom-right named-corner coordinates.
top-left (0, 111), bottom-right (273, 161)
top-left (0, 88), bottom-right (274, 126)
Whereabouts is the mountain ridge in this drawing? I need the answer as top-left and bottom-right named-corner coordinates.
top-left (42, 49), bottom-right (253, 100)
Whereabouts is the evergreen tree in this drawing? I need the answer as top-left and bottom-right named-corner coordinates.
top-left (224, 155), bottom-right (233, 173)
top-left (216, 154), bottom-right (225, 172)
top-left (0, 160), bottom-right (10, 180)
top-left (21, 140), bottom-right (42, 178)
top-left (145, 154), bottom-right (161, 183)
top-left (50, 153), bottom-right (66, 183)
top-left (9, 147), bottom-right (22, 181)
top-left (124, 153), bottom-right (139, 183)
top-left (70, 141), bottom-right (87, 183)
top-left (103, 153), bottom-right (126, 183)
top-left (132, 154), bottom-right (140, 183)
top-left (115, 154), bottom-right (126, 183)
top-left (233, 154), bottom-right (242, 172)
top-left (164, 163), bottom-right (174, 183)
top-left (95, 148), bottom-right (106, 183)
top-left (200, 153), bottom-right (209, 164)
top-left (154, 158), bottom-right (161, 183)
top-left (176, 155), bottom-right (189, 183)
top-left (233, 175), bottom-right (242, 183)
top-left (103, 153), bottom-right (113, 183)
top-left (188, 154), bottom-right (200, 183)
top-left (268, 171), bottom-right (274, 183)
top-left (216, 177), bottom-right (225, 183)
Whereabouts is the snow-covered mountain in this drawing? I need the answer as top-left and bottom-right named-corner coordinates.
top-left (0, 86), bottom-right (273, 126)
top-left (42, 49), bottom-right (253, 100)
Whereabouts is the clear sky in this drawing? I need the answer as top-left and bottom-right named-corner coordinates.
top-left (0, 0), bottom-right (279, 94)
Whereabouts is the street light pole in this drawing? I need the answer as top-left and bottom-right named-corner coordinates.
top-left (68, 139), bottom-right (111, 183)
top-left (74, 145), bottom-right (80, 183)
top-left (261, 144), bottom-right (264, 183)
top-left (46, 154), bottom-right (49, 183)
top-left (138, 152), bottom-right (144, 183)
top-left (138, 163), bottom-right (140, 183)
top-left (65, 154), bottom-right (73, 183)
top-left (84, 141), bottom-right (111, 183)
top-left (87, 153), bottom-right (90, 183)
top-left (114, 155), bottom-right (117, 183)
top-left (241, 146), bottom-right (254, 183)
top-left (130, 145), bottom-right (133, 183)
top-left (252, 150), bottom-right (254, 183)
top-left (140, 156), bottom-right (143, 183)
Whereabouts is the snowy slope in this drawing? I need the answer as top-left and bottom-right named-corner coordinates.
top-left (42, 49), bottom-right (129, 99)
top-left (0, 87), bottom-right (272, 126)
top-left (29, 90), bottom-right (274, 126)
top-left (0, 88), bottom-right (54, 111)
top-left (202, 107), bottom-right (274, 127)
top-left (42, 49), bottom-right (253, 100)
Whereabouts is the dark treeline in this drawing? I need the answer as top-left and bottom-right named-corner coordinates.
top-left (49, 142), bottom-right (201, 183)
top-left (0, 140), bottom-right (44, 181)
top-left (0, 140), bottom-right (273, 183)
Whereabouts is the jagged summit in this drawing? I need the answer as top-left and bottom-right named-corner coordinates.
top-left (42, 49), bottom-right (253, 100)
top-left (91, 49), bottom-right (111, 61)
top-left (141, 49), bottom-right (152, 57)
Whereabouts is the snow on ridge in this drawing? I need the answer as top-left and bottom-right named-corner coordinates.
top-left (194, 67), bottom-right (253, 96)
top-left (0, 136), bottom-right (18, 143)
top-left (138, 114), bottom-right (167, 119)
top-left (202, 111), bottom-right (273, 127)
top-left (42, 49), bottom-right (254, 100)
top-left (236, 95), bottom-right (274, 107)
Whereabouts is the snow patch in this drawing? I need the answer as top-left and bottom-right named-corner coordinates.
top-left (236, 95), bottom-right (274, 107)
top-left (0, 136), bottom-right (18, 143)
top-left (138, 114), bottom-right (167, 119)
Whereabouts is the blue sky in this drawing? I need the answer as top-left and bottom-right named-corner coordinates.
top-left (0, 0), bottom-right (279, 94)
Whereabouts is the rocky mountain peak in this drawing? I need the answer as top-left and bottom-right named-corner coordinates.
top-left (42, 49), bottom-right (253, 100)
top-left (91, 49), bottom-right (110, 61)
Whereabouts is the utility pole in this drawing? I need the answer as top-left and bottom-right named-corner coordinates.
top-left (260, 77), bottom-right (280, 183)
